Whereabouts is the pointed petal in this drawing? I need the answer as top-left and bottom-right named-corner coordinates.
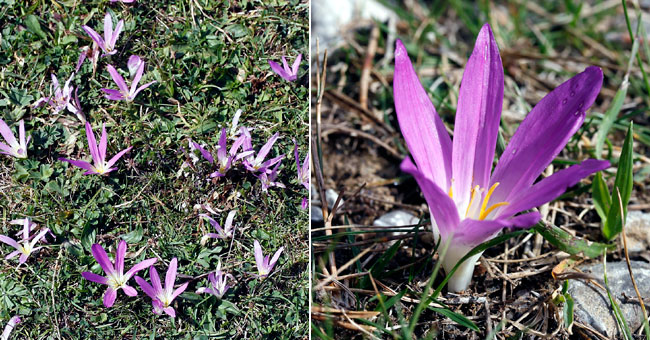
top-left (268, 246), bottom-right (284, 269)
top-left (105, 146), bottom-right (133, 169)
top-left (217, 128), bottom-right (228, 160)
top-left (0, 235), bottom-right (19, 250)
top-left (109, 20), bottom-right (124, 49)
top-left (255, 133), bottom-right (279, 164)
top-left (393, 39), bottom-right (452, 190)
top-left (91, 243), bottom-right (115, 275)
top-left (490, 66), bottom-right (604, 203)
top-left (150, 266), bottom-right (162, 293)
top-left (85, 122), bottom-right (100, 165)
top-left (135, 276), bottom-right (157, 299)
top-left (451, 24), bottom-right (504, 209)
top-left (5, 250), bottom-right (20, 260)
top-left (125, 258), bottom-right (157, 279)
top-left (224, 210), bottom-right (236, 232)
top-left (103, 287), bottom-right (117, 307)
top-left (499, 159), bottom-right (610, 218)
top-left (132, 81), bottom-right (156, 98)
top-left (191, 140), bottom-right (214, 164)
top-left (165, 258), bottom-right (178, 296)
top-left (106, 64), bottom-right (129, 95)
top-left (122, 284), bottom-right (137, 297)
top-left (291, 54), bottom-right (302, 75)
top-left (269, 60), bottom-right (290, 80)
top-left (98, 123), bottom-right (107, 166)
top-left (0, 119), bottom-right (17, 148)
top-left (58, 158), bottom-right (96, 172)
top-left (101, 88), bottom-right (126, 101)
top-left (454, 213), bottom-right (541, 246)
top-left (115, 240), bottom-right (127, 275)
top-left (130, 60), bottom-right (145, 95)
top-left (254, 240), bottom-right (264, 273)
top-left (82, 26), bottom-right (105, 50)
top-left (401, 158), bottom-right (460, 239)
top-left (82, 272), bottom-right (109, 285)
top-left (171, 281), bottom-right (189, 301)
top-left (18, 120), bottom-right (26, 152)
top-left (19, 253), bottom-right (28, 264)
top-left (163, 307), bottom-right (176, 317)
top-left (103, 13), bottom-right (113, 49)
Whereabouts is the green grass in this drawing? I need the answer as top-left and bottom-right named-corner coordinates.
top-left (0, 0), bottom-right (308, 338)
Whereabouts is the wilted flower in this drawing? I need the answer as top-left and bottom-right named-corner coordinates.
top-left (82, 13), bottom-right (123, 56)
top-left (59, 122), bottom-right (132, 175)
top-left (0, 119), bottom-right (29, 159)
top-left (32, 73), bottom-right (75, 115)
top-left (1, 316), bottom-right (21, 340)
top-left (268, 54), bottom-right (302, 81)
top-left (102, 60), bottom-right (156, 101)
top-left (76, 44), bottom-right (100, 74)
top-left (393, 24), bottom-right (609, 292)
top-left (241, 127), bottom-right (284, 173)
top-left (253, 240), bottom-right (283, 278)
top-left (196, 262), bottom-right (234, 299)
top-left (81, 240), bottom-right (157, 308)
top-left (135, 257), bottom-right (189, 317)
top-left (200, 210), bottom-right (237, 242)
top-left (0, 218), bottom-right (49, 264)
top-left (257, 160), bottom-right (285, 192)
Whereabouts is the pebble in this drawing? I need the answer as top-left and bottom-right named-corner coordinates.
top-left (625, 211), bottom-right (650, 253)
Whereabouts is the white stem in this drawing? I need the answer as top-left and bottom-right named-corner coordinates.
top-left (440, 243), bottom-right (483, 293)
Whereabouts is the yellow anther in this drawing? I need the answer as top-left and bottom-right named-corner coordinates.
top-left (465, 185), bottom-right (480, 217)
top-left (448, 186), bottom-right (453, 198)
top-left (480, 202), bottom-right (510, 220)
top-left (479, 182), bottom-right (509, 220)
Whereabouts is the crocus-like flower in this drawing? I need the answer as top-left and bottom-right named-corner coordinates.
top-left (1, 316), bottom-right (21, 340)
top-left (0, 218), bottom-right (49, 264)
top-left (102, 60), bottom-right (156, 101)
top-left (190, 128), bottom-right (252, 178)
top-left (253, 240), bottom-right (283, 278)
top-left (82, 13), bottom-right (123, 56)
top-left (33, 73), bottom-right (75, 115)
top-left (257, 160), bottom-right (285, 192)
top-left (394, 24), bottom-right (610, 292)
top-left (81, 240), bottom-right (157, 308)
top-left (127, 55), bottom-right (143, 78)
top-left (134, 257), bottom-right (189, 317)
top-left (59, 122), bottom-right (132, 175)
top-left (229, 109), bottom-right (243, 138)
top-left (0, 119), bottom-right (29, 159)
top-left (241, 128), bottom-right (284, 173)
top-left (200, 210), bottom-right (237, 242)
top-left (196, 263), bottom-right (234, 299)
top-left (76, 44), bottom-right (100, 74)
top-left (268, 54), bottom-right (302, 81)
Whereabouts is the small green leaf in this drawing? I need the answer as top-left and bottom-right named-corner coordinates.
top-left (563, 292), bottom-right (574, 329)
top-left (591, 171), bottom-right (611, 222)
top-left (121, 226), bottom-right (143, 243)
top-left (533, 223), bottom-right (614, 258)
top-left (24, 14), bottom-right (47, 40)
top-left (80, 223), bottom-right (96, 251)
top-left (603, 122), bottom-right (634, 240)
top-left (429, 307), bottom-right (479, 331)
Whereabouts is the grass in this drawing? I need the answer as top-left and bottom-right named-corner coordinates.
top-left (0, 0), bottom-right (308, 338)
top-left (311, 0), bottom-right (650, 338)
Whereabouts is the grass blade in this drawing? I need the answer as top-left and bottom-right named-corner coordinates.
top-left (603, 122), bottom-right (634, 240)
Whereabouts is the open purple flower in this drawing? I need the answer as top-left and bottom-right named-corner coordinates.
top-left (59, 122), bottom-right (132, 175)
top-left (81, 240), bottom-right (157, 308)
top-left (257, 159), bottom-right (285, 192)
top-left (0, 119), bottom-right (29, 159)
top-left (200, 210), bottom-right (237, 242)
top-left (190, 128), bottom-right (252, 178)
top-left (196, 264), bottom-right (234, 299)
top-left (393, 24), bottom-right (610, 292)
top-left (82, 13), bottom-right (123, 56)
top-left (0, 218), bottom-right (49, 264)
top-left (269, 54), bottom-right (302, 81)
top-left (253, 240), bottom-right (283, 278)
top-left (33, 73), bottom-right (75, 115)
top-left (134, 257), bottom-right (189, 317)
top-left (102, 59), bottom-right (156, 102)
top-left (1, 316), bottom-right (21, 340)
top-left (241, 127), bottom-right (284, 173)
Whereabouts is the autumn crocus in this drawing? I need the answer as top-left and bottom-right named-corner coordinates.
top-left (241, 128), bottom-right (284, 173)
top-left (82, 13), bottom-right (123, 56)
top-left (191, 128), bottom-right (252, 178)
top-left (393, 24), bottom-right (609, 292)
top-left (102, 60), bottom-right (156, 101)
top-left (33, 73), bottom-right (75, 115)
top-left (257, 160), bottom-right (285, 192)
top-left (1, 316), bottom-right (20, 340)
top-left (294, 139), bottom-right (309, 209)
top-left (81, 240), bottom-right (157, 308)
top-left (253, 240), bottom-right (283, 278)
top-left (269, 54), bottom-right (302, 81)
top-left (59, 122), bottom-right (132, 175)
top-left (196, 263), bottom-right (234, 299)
top-left (0, 119), bottom-right (29, 159)
top-left (200, 210), bottom-right (237, 242)
top-left (0, 218), bottom-right (49, 264)
top-left (135, 257), bottom-right (189, 317)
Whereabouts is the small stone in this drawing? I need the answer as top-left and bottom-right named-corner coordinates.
top-left (625, 211), bottom-right (650, 253)
top-left (568, 261), bottom-right (650, 337)
top-left (325, 189), bottom-right (343, 209)
top-left (373, 210), bottom-right (419, 227)
top-left (311, 205), bottom-right (324, 222)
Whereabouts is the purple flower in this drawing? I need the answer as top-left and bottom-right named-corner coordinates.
top-left (190, 128), bottom-right (252, 178)
top-left (127, 55), bottom-right (143, 78)
top-left (393, 24), bottom-right (610, 292)
top-left (134, 257), bottom-right (189, 317)
top-left (256, 159), bottom-right (285, 192)
top-left (32, 73), bottom-right (75, 115)
top-left (76, 44), bottom-right (100, 74)
top-left (102, 59), bottom-right (156, 101)
top-left (81, 240), bottom-right (157, 308)
top-left (196, 263), bottom-right (234, 299)
top-left (200, 210), bottom-right (237, 242)
top-left (253, 240), bottom-right (283, 278)
top-left (268, 54), bottom-right (302, 81)
top-left (59, 122), bottom-right (132, 175)
top-left (82, 13), bottom-right (123, 56)
top-left (0, 218), bottom-right (49, 264)
top-left (0, 119), bottom-right (29, 159)
top-left (241, 127), bottom-right (284, 173)
top-left (1, 316), bottom-right (21, 340)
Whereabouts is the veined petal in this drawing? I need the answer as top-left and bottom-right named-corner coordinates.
top-left (115, 240), bottom-right (127, 276)
top-left (82, 272), bottom-right (109, 285)
top-left (125, 258), bottom-right (157, 279)
top-left (135, 276), bottom-right (157, 299)
top-left (490, 66), bottom-right (604, 203)
top-left (103, 13), bottom-right (113, 49)
top-left (452, 23), bottom-right (503, 208)
top-left (401, 158), bottom-right (460, 239)
top-left (499, 159), bottom-right (610, 218)
top-left (91, 243), bottom-right (115, 275)
top-left (454, 212), bottom-right (541, 246)
top-left (393, 39), bottom-right (452, 189)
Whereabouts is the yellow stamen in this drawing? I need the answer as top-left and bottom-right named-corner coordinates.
top-left (448, 186), bottom-right (453, 198)
top-left (480, 202), bottom-right (510, 220)
top-left (479, 182), bottom-right (509, 220)
top-left (465, 185), bottom-right (480, 217)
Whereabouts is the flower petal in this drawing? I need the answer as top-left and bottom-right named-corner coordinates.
top-left (165, 258), bottom-right (178, 296)
top-left (171, 281), bottom-right (189, 301)
top-left (82, 26), bottom-right (106, 50)
top-left (103, 287), bottom-right (117, 307)
top-left (393, 39), bottom-right (452, 190)
top-left (106, 64), bottom-right (129, 95)
top-left (98, 123), bottom-right (107, 165)
top-left (125, 258), bottom-right (157, 279)
top-left (254, 240), bottom-right (264, 273)
top-left (91, 243), bottom-right (115, 275)
top-left (490, 66), bottom-right (604, 203)
top-left (135, 276), bottom-right (157, 299)
top-left (0, 119), bottom-right (17, 148)
top-left (82, 272), bottom-right (109, 285)
top-left (150, 266), bottom-right (162, 293)
top-left (115, 240), bottom-right (127, 276)
top-left (269, 60), bottom-right (290, 80)
top-left (59, 158), bottom-right (96, 172)
top-left (0, 235), bottom-right (19, 250)
top-left (122, 284), bottom-right (137, 297)
top-left (105, 146), bottom-right (133, 169)
top-left (85, 122), bottom-right (100, 166)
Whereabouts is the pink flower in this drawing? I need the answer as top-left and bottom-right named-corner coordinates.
top-left (0, 218), bottom-right (49, 264)
top-left (59, 122), bottom-right (132, 175)
top-left (82, 13), bottom-right (123, 56)
top-left (0, 119), bottom-right (29, 159)
top-left (196, 264), bottom-right (234, 299)
top-left (102, 59), bottom-right (156, 101)
top-left (268, 54), bottom-right (302, 81)
top-left (253, 240), bottom-right (283, 278)
top-left (135, 257), bottom-right (189, 317)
